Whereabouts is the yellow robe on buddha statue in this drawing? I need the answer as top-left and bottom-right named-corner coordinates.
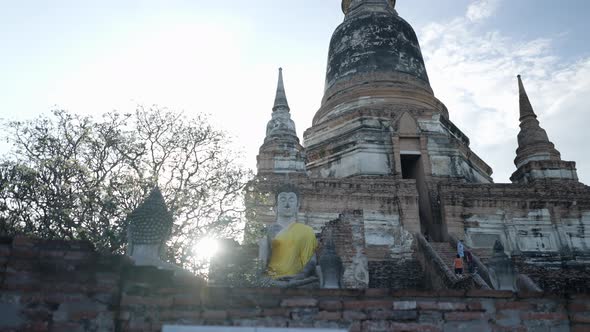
top-left (267, 222), bottom-right (317, 279)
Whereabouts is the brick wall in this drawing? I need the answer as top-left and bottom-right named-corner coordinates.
top-left (2, 236), bottom-right (590, 332)
top-left (0, 236), bottom-right (126, 332)
top-left (115, 285), bottom-right (590, 332)
top-left (438, 182), bottom-right (590, 241)
top-left (319, 212), bottom-right (369, 289)
top-left (368, 259), bottom-right (424, 290)
top-left (513, 254), bottom-right (590, 294)
top-left (245, 176), bottom-right (420, 235)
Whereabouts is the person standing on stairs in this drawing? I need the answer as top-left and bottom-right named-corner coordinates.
top-left (457, 240), bottom-right (465, 259)
top-left (454, 254), bottom-right (464, 275)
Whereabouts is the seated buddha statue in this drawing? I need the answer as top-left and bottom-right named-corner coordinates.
top-left (259, 185), bottom-right (318, 286)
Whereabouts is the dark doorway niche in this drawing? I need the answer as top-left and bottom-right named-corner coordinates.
top-left (401, 154), bottom-right (420, 179)
top-left (400, 152), bottom-right (442, 241)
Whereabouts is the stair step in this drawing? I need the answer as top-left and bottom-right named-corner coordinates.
top-left (428, 242), bottom-right (471, 277)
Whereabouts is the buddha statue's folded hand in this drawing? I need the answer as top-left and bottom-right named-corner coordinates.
top-left (267, 223), bottom-right (283, 238)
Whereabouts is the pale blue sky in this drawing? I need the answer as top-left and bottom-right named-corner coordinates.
top-left (1, 0), bottom-right (589, 183)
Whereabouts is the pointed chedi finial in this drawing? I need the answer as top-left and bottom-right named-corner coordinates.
top-left (514, 75), bottom-right (561, 164)
top-left (257, 68), bottom-right (307, 175)
top-left (518, 75), bottom-right (537, 121)
top-left (514, 75), bottom-right (561, 168)
top-left (510, 75), bottom-right (579, 184)
top-left (273, 68), bottom-right (290, 112)
top-left (266, 67), bottom-right (297, 141)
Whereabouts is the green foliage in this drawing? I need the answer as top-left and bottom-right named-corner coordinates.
top-left (209, 242), bottom-right (268, 287)
top-left (0, 107), bottom-right (252, 272)
top-left (222, 262), bottom-right (268, 288)
top-left (243, 179), bottom-right (273, 245)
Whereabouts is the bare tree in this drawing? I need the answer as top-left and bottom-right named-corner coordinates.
top-left (0, 107), bottom-right (251, 272)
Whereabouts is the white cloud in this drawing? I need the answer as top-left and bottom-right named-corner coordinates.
top-left (466, 0), bottom-right (500, 22)
top-left (421, 1), bottom-right (590, 183)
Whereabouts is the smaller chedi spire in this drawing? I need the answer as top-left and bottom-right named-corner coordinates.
top-left (257, 68), bottom-right (306, 175)
top-left (265, 68), bottom-right (297, 141)
top-left (273, 68), bottom-right (290, 112)
top-left (514, 75), bottom-right (561, 168)
top-left (511, 75), bottom-right (578, 184)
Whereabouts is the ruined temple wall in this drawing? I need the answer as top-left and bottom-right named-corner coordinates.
top-left (247, 176), bottom-right (421, 254)
top-left (246, 176), bottom-right (424, 288)
top-left (439, 182), bottom-right (590, 255)
top-left (256, 139), bottom-right (306, 175)
top-left (419, 116), bottom-right (493, 184)
top-left (426, 138), bottom-right (492, 184)
top-left (0, 236), bottom-right (127, 331)
top-left (303, 104), bottom-right (492, 185)
top-left (2, 235), bottom-right (590, 332)
top-left (513, 254), bottom-right (590, 294)
top-left (112, 287), bottom-right (590, 331)
top-left (319, 213), bottom-right (368, 289)
top-left (3, 238), bottom-right (590, 332)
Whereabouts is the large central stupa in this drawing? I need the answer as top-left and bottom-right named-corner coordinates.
top-left (304, 0), bottom-right (490, 183)
top-left (247, 0), bottom-right (589, 291)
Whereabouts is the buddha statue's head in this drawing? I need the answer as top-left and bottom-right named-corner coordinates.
top-left (275, 184), bottom-right (300, 223)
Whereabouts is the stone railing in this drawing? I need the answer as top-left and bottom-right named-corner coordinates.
top-left (415, 233), bottom-right (475, 290)
top-left (448, 236), bottom-right (544, 292)
top-left (517, 274), bottom-right (543, 292)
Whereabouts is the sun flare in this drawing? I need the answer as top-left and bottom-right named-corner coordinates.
top-left (193, 237), bottom-right (220, 261)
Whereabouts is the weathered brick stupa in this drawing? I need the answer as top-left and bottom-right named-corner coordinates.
top-left (3, 2), bottom-right (590, 331)
top-left (244, 0), bottom-right (590, 292)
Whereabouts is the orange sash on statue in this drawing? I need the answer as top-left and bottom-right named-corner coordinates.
top-left (267, 222), bottom-right (317, 278)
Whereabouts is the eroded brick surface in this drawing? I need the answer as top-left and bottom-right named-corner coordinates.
top-left (1, 240), bottom-right (589, 332)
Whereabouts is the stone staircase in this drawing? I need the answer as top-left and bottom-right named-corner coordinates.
top-left (428, 242), bottom-right (469, 279)
top-left (415, 235), bottom-right (477, 290)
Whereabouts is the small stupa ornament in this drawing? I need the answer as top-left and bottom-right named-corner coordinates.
top-left (127, 187), bottom-right (182, 272)
top-left (341, 0), bottom-right (396, 15)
